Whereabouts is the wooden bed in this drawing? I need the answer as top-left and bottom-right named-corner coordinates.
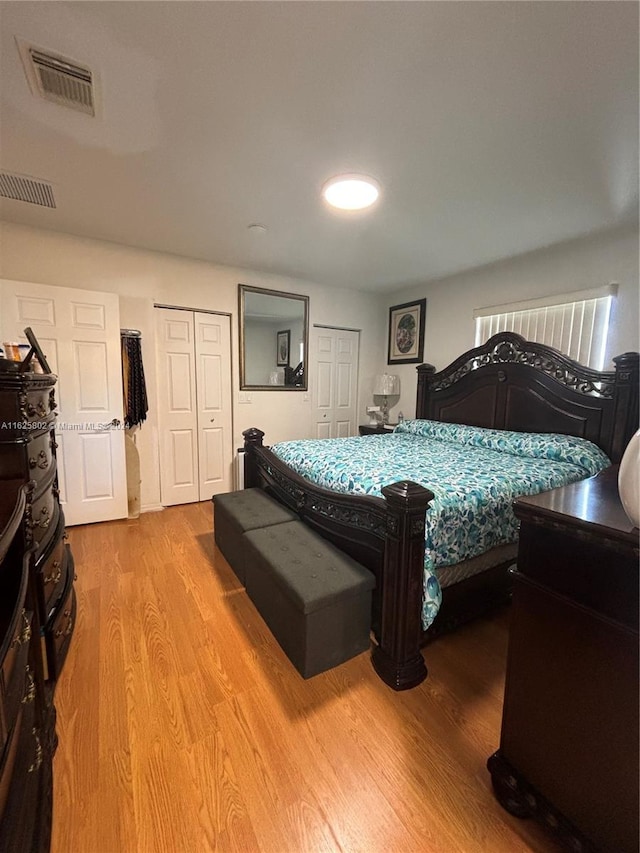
top-left (242, 332), bottom-right (639, 690)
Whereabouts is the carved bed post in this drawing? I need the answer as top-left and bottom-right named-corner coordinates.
top-left (415, 363), bottom-right (436, 419)
top-left (242, 427), bottom-right (265, 489)
top-left (372, 480), bottom-right (434, 690)
top-left (610, 352), bottom-right (639, 462)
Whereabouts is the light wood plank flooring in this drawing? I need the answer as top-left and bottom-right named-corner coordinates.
top-left (52, 502), bottom-right (559, 853)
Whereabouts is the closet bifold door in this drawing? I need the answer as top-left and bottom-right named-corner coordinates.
top-left (156, 308), bottom-right (200, 506)
top-left (156, 308), bottom-right (233, 507)
top-left (194, 312), bottom-right (232, 500)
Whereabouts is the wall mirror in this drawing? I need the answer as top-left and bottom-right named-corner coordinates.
top-left (239, 285), bottom-right (309, 390)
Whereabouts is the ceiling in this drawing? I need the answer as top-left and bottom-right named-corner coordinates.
top-left (0, 2), bottom-right (637, 293)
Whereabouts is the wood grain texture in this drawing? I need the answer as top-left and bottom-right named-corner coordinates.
top-left (52, 502), bottom-right (560, 853)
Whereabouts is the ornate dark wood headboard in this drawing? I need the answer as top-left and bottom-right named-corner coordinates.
top-left (416, 332), bottom-right (639, 463)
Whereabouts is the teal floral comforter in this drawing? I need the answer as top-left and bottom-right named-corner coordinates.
top-left (271, 420), bottom-right (610, 629)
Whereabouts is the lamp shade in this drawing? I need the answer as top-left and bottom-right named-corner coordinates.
top-left (373, 374), bottom-right (400, 396)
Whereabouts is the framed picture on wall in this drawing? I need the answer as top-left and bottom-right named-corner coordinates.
top-left (387, 298), bottom-right (426, 364)
top-left (276, 329), bottom-right (290, 366)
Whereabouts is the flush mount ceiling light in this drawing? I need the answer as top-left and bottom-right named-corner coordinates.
top-left (322, 174), bottom-right (380, 211)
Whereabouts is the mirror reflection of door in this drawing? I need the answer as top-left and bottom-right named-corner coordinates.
top-left (239, 285), bottom-right (309, 390)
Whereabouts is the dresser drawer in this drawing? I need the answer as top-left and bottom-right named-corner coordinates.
top-left (0, 566), bottom-right (30, 696)
top-left (0, 624), bottom-right (32, 753)
top-left (25, 431), bottom-right (55, 492)
top-left (517, 521), bottom-right (639, 630)
top-left (0, 696), bottom-right (41, 853)
top-left (0, 701), bottom-right (25, 824)
top-left (45, 571), bottom-right (75, 683)
top-left (0, 383), bottom-right (56, 438)
top-left (0, 430), bottom-right (55, 483)
top-left (36, 528), bottom-right (69, 621)
top-left (20, 387), bottom-right (54, 424)
top-left (0, 660), bottom-right (36, 775)
top-left (28, 485), bottom-right (58, 557)
top-left (0, 564), bottom-right (30, 750)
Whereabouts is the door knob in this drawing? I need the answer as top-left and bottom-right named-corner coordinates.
top-left (111, 418), bottom-right (121, 427)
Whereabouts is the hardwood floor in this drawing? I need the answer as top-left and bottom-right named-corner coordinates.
top-left (51, 502), bottom-right (559, 853)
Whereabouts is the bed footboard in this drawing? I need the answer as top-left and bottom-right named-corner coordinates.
top-left (371, 480), bottom-right (434, 689)
top-left (243, 428), bottom-right (434, 690)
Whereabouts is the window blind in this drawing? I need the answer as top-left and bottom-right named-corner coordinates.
top-left (473, 285), bottom-right (616, 370)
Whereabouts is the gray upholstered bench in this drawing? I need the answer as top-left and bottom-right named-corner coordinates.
top-left (212, 489), bottom-right (297, 584)
top-left (244, 521), bottom-right (375, 679)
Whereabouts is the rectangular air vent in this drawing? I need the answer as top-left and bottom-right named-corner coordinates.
top-left (0, 173), bottom-right (56, 208)
top-left (17, 39), bottom-right (95, 116)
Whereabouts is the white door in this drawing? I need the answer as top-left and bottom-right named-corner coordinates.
top-left (156, 308), bottom-right (199, 506)
top-left (156, 307), bottom-right (232, 506)
top-left (0, 279), bottom-right (127, 525)
top-left (312, 327), bottom-right (359, 438)
top-left (195, 312), bottom-right (233, 499)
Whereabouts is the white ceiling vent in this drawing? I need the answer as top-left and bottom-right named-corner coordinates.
top-left (0, 172), bottom-right (56, 208)
top-left (17, 39), bottom-right (96, 116)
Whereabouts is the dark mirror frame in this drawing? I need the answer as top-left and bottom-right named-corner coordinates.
top-left (239, 284), bottom-right (309, 391)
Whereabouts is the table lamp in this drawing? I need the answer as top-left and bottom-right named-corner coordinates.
top-left (373, 374), bottom-right (400, 424)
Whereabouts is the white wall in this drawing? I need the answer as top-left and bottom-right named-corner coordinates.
top-left (379, 226), bottom-right (640, 418)
top-left (0, 221), bottom-right (385, 511)
top-left (5, 221), bottom-right (634, 509)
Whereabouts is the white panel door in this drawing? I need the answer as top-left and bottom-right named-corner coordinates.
top-left (194, 312), bottom-right (232, 499)
top-left (0, 279), bottom-right (127, 525)
top-left (311, 327), bottom-right (359, 438)
top-left (314, 332), bottom-right (334, 438)
top-left (156, 308), bottom-right (199, 506)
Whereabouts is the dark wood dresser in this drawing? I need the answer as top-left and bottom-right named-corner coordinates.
top-left (488, 466), bottom-right (639, 853)
top-left (0, 481), bottom-right (54, 852)
top-left (0, 361), bottom-right (76, 683)
top-left (0, 358), bottom-right (77, 850)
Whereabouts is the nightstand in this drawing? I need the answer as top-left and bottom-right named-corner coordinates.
top-left (358, 424), bottom-right (397, 436)
top-left (488, 465), bottom-right (639, 853)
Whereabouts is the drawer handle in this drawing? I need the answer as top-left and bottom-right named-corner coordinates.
top-left (27, 401), bottom-right (48, 418)
top-left (55, 611), bottom-right (73, 639)
top-left (35, 506), bottom-right (51, 529)
top-left (11, 610), bottom-right (32, 648)
top-left (22, 665), bottom-right (36, 704)
top-left (27, 729), bottom-right (43, 773)
top-left (45, 560), bottom-right (62, 585)
top-left (29, 450), bottom-right (49, 470)
top-left (54, 621), bottom-right (73, 639)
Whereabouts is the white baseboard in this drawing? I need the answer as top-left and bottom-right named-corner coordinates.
top-left (140, 504), bottom-right (164, 513)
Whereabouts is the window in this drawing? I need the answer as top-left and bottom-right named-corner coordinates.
top-left (474, 285), bottom-right (616, 370)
